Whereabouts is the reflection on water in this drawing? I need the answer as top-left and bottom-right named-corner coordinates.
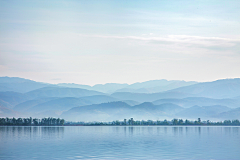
top-left (0, 126), bottom-right (64, 140)
top-left (232, 126), bottom-right (240, 134)
top-left (0, 126), bottom-right (240, 160)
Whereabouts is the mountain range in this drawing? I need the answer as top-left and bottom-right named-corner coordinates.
top-left (0, 76), bottom-right (240, 121)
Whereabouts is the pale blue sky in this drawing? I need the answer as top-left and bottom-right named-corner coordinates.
top-left (0, 0), bottom-right (240, 85)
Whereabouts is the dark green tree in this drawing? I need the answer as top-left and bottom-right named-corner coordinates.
top-left (178, 119), bottom-right (184, 125)
top-left (163, 119), bottom-right (169, 125)
top-left (172, 119), bottom-right (178, 125)
top-left (60, 119), bottom-right (65, 125)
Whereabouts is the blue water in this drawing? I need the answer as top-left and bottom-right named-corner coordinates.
top-left (0, 126), bottom-right (239, 160)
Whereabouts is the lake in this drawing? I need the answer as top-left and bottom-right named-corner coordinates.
top-left (0, 126), bottom-right (239, 160)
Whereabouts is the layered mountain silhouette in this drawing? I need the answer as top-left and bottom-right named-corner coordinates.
top-left (0, 106), bottom-right (19, 117)
top-left (111, 91), bottom-right (194, 102)
top-left (114, 80), bottom-right (197, 93)
top-left (1, 77), bottom-right (240, 121)
top-left (61, 102), bottom-right (184, 121)
top-left (168, 78), bottom-right (240, 98)
top-left (57, 79), bottom-right (197, 93)
top-left (175, 105), bottom-right (231, 119)
top-left (25, 87), bottom-right (105, 99)
top-left (153, 97), bottom-right (240, 108)
top-left (60, 102), bottom-right (235, 121)
top-left (0, 91), bottom-right (30, 108)
top-left (215, 107), bottom-right (240, 120)
top-left (15, 95), bottom-right (118, 113)
top-left (0, 77), bottom-right (51, 93)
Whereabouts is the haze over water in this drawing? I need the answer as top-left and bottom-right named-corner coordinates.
top-left (0, 126), bottom-right (239, 160)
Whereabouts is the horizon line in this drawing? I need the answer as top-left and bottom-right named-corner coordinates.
top-left (1, 76), bottom-right (240, 86)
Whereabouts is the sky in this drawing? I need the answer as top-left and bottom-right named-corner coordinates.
top-left (0, 0), bottom-right (240, 85)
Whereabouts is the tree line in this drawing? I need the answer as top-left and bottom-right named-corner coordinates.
top-left (171, 118), bottom-right (240, 125)
top-left (1, 117), bottom-right (239, 126)
top-left (0, 117), bottom-right (65, 126)
top-left (66, 118), bottom-right (240, 126)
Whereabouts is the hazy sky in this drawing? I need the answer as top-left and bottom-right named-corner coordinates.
top-left (1, 0), bottom-right (240, 85)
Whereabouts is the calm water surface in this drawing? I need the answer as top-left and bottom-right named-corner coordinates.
top-left (0, 126), bottom-right (239, 160)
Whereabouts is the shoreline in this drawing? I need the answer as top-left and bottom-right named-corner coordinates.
top-left (1, 125), bottom-right (240, 127)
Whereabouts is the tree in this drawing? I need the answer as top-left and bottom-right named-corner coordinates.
top-left (163, 119), bottom-right (169, 125)
top-left (178, 119), bottom-right (183, 125)
top-left (60, 119), bottom-right (65, 125)
top-left (185, 119), bottom-right (190, 125)
top-left (6, 117), bottom-right (9, 125)
top-left (232, 119), bottom-right (240, 125)
top-left (172, 119), bottom-right (178, 125)
top-left (33, 118), bottom-right (39, 125)
top-left (207, 120), bottom-right (211, 125)
top-left (57, 118), bottom-right (60, 125)
top-left (29, 117), bottom-right (32, 125)
top-left (23, 118), bottom-right (28, 125)
top-left (198, 118), bottom-right (201, 123)
top-left (52, 118), bottom-right (57, 125)
top-left (12, 117), bottom-right (16, 125)
top-left (115, 120), bottom-right (120, 125)
top-left (0, 118), bottom-right (6, 125)
top-left (223, 120), bottom-right (231, 125)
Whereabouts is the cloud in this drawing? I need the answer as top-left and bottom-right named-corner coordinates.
top-left (79, 34), bottom-right (240, 49)
top-left (51, 78), bottom-right (61, 81)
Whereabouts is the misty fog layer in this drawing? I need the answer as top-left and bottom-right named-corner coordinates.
top-left (1, 77), bottom-right (240, 122)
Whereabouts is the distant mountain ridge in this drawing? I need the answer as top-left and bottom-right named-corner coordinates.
top-left (58, 79), bottom-right (198, 93)
top-left (1, 77), bottom-right (240, 121)
top-left (0, 91), bottom-right (30, 108)
top-left (168, 78), bottom-right (240, 98)
top-left (215, 108), bottom-right (240, 120)
top-left (60, 101), bottom-right (184, 121)
top-left (25, 86), bottom-right (105, 99)
top-left (175, 105), bottom-right (231, 119)
top-left (153, 97), bottom-right (240, 108)
top-left (0, 106), bottom-right (19, 117)
top-left (60, 101), bottom-right (238, 122)
top-left (111, 91), bottom-right (194, 102)
top-left (114, 80), bottom-right (197, 93)
top-left (14, 95), bottom-right (119, 113)
top-left (0, 77), bottom-right (52, 93)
